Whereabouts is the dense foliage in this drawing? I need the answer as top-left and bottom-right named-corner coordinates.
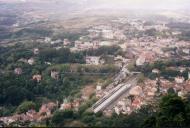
top-left (135, 59), bottom-right (190, 80)
top-left (16, 101), bottom-right (36, 114)
top-left (0, 43), bottom-right (119, 118)
top-left (39, 48), bottom-right (85, 64)
top-left (48, 93), bottom-right (190, 128)
top-left (86, 45), bottom-right (122, 56)
top-left (143, 94), bottom-right (190, 128)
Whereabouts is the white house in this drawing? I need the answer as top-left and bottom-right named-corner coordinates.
top-left (14, 68), bottom-right (22, 75)
top-left (175, 77), bottom-right (185, 84)
top-left (86, 56), bottom-right (100, 65)
top-left (33, 48), bottom-right (39, 55)
top-left (44, 37), bottom-right (51, 43)
top-left (136, 57), bottom-right (145, 66)
top-left (28, 58), bottom-right (35, 65)
top-left (96, 85), bottom-right (102, 91)
top-left (152, 69), bottom-right (160, 74)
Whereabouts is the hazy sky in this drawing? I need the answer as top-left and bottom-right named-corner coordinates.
top-left (0, 0), bottom-right (189, 10)
top-left (88, 0), bottom-right (190, 9)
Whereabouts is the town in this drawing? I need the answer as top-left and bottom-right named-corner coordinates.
top-left (1, 0), bottom-right (190, 127)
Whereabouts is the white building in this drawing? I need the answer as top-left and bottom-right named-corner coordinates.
top-left (44, 37), bottom-right (51, 43)
top-left (182, 49), bottom-right (190, 54)
top-left (99, 41), bottom-right (115, 46)
top-left (114, 31), bottom-right (126, 40)
top-left (178, 91), bottom-right (185, 98)
top-left (188, 72), bottom-right (190, 80)
top-left (86, 56), bottom-right (100, 65)
top-left (51, 70), bottom-right (59, 80)
top-left (33, 48), bottom-right (39, 55)
top-left (175, 77), bottom-right (185, 84)
top-left (136, 57), bottom-right (145, 66)
top-left (14, 68), bottom-right (22, 75)
top-left (28, 58), bottom-right (35, 65)
top-left (114, 106), bottom-right (120, 115)
top-left (96, 85), bottom-right (102, 91)
top-left (172, 31), bottom-right (182, 36)
top-left (152, 69), bottom-right (160, 74)
top-left (74, 41), bottom-right (97, 51)
top-left (51, 39), bottom-right (62, 45)
top-left (102, 29), bottom-right (114, 39)
top-left (119, 43), bottom-right (127, 51)
top-left (63, 39), bottom-right (71, 46)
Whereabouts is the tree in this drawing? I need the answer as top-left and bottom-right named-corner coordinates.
top-left (51, 111), bottom-right (65, 127)
top-left (61, 110), bottom-right (74, 119)
top-left (5, 86), bottom-right (34, 106)
top-left (145, 28), bottom-right (157, 36)
top-left (167, 87), bottom-right (176, 94)
top-left (142, 116), bottom-right (156, 128)
top-left (143, 94), bottom-right (188, 128)
top-left (16, 101), bottom-right (36, 114)
top-left (138, 73), bottom-right (145, 83)
top-left (127, 62), bottom-right (136, 71)
top-left (51, 110), bottom-right (74, 127)
top-left (159, 94), bottom-right (186, 119)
